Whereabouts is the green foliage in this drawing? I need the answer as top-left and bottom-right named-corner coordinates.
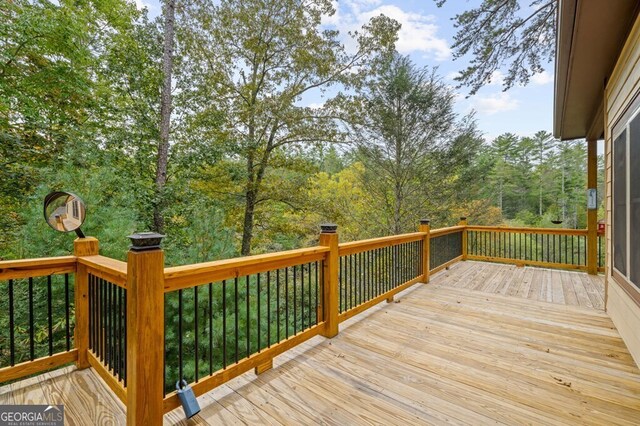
top-left (435, 0), bottom-right (556, 95)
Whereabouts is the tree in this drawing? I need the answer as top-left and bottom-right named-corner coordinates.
top-left (154, 0), bottom-right (176, 233)
top-left (436, 0), bottom-right (556, 95)
top-left (346, 53), bottom-right (479, 233)
top-left (178, 0), bottom-right (399, 255)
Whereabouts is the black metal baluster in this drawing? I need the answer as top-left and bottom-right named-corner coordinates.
top-left (245, 277), bottom-right (250, 357)
top-left (376, 249), bottom-right (380, 296)
top-left (339, 257), bottom-right (343, 312)
top-left (209, 283), bottom-right (213, 374)
top-left (47, 275), bottom-right (53, 356)
top-left (9, 279), bottom-right (14, 366)
top-left (277, 269), bottom-right (281, 341)
top-left (194, 286), bottom-right (199, 381)
top-left (112, 283), bottom-right (116, 370)
top-left (235, 277), bottom-right (240, 357)
top-left (178, 288), bottom-right (183, 380)
top-left (598, 236), bottom-right (602, 268)
top-left (65, 274), bottom-right (70, 351)
top-left (105, 280), bottom-right (109, 365)
top-left (308, 262), bottom-right (312, 327)
top-left (285, 268), bottom-right (290, 339)
top-left (357, 252), bottom-right (361, 302)
top-left (117, 286), bottom-right (122, 381)
top-left (578, 236), bottom-right (581, 265)
top-left (29, 277), bottom-right (34, 360)
top-left (365, 251), bottom-right (369, 302)
top-left (266, 272), bottom-right (271, 346)
top-left (223, 279), bottom-right (228, 364)
top-left (300, 266), bottom-right (305, 331)
top-left (293, 266), bottom-right (297, 334)
top-left (256, 275), bottom-right (260, 351)
top-left (108, 281), bottom-right (113, 368)
top-left (101, 278), bottom-right (105, 361)
top-left (123, 290), bottom-right (127, 386)
top-left (314, 261), bottom-right (319, 325)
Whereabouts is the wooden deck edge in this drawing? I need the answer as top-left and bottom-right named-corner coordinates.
top-left (80, 256), bottom-right (127, 288)
top-left (87, 351), bottom-right (127, 405)
top-left (430, 256), bottom-right (463, 275)
top-left (338, 276), bottom-right (423, 323)
top-left (339, 233), bottom-right (425, 257)
top-left (163, 323), bottom-right (324, 413)
top-left (0, 350), bottom-right (78, 383)
top-left (429, 226), bottom-right (465, 237)
top-left (164, 249), bottom-right (328, 293)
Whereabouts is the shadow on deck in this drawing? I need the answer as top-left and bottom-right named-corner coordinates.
top-left (3, 261), bottom-right (638, 425)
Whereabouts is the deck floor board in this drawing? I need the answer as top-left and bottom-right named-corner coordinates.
top-left (2, 261), bottom-right (637, 425)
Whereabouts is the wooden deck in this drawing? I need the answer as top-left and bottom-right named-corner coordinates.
top-left (434, 260), bottom-right (606, 310)
top-left (3, 262), bottom-right (639, 425)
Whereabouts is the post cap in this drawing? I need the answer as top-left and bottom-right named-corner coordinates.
top-left (459, 217), bottom-right (467, 221)
top-left (320, 223), bottom-right (338, 234)
top-left (127, 232), bottom-right (165, 251)
top-left (420, 219), bottom-right (430, 225)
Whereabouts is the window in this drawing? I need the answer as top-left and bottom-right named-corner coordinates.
top-left (72, 200), bottom-right (79, 219)
top-left (613, 129), bottom-right (626, 275)
top-left (612, 104), bottom-right (640, 290)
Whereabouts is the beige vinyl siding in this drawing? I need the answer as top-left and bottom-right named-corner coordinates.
top-left (604, 11), bottom-right (640, 367)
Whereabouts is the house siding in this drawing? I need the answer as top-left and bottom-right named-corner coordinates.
top-left (604, 10), bottom-right (640, 368)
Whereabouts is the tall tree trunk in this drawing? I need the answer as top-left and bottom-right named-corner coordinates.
top-left (394, 182), bottom-right (402, 234)
top-left (241, 187), bottom-right (256, 256)
top-left (153, 0), bottom-right (175, 233)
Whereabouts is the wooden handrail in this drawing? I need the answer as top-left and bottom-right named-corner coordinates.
top-left (0, 256), bottom-right (76, 281)
top-left (78, 255), bottom-right (128, 288)
top-left (467, 225), bottom-right (588, 236)
top-left (429, 225), bottom-right (465, 237)
top-left (164, 246), bottom-right (330, 292)
top-left (338, 232), bottom-right (425, 257)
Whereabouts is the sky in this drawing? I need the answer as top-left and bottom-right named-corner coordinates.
top-left (139, 0), bottom-right (556, 142)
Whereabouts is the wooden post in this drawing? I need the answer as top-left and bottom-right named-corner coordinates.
top-left (587, 139), bottom-right (598, 275)
top-left (419, 219), bottom-right (430, 283)
top-left (74, 237), bottom-right (99, 369)
top-left (126, 233), bottom-right (165, 426)
top-left (319, 224), bottom-right (339, 338)
top-left (458, 217), bottom-right (468, 260)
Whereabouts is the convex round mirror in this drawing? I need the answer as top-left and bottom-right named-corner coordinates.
top-left (43, 191), bottom-right (86, 238)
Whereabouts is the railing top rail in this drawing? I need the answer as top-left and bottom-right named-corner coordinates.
top-left (429, 225), bottom-right (465, 237)
top-left (78, 255), bottom-right (128, 288)
top-left (338, 232), bottom-right (425, 257)
top-left (164, 246), bottom-right (330, 293)
top-left (0, 255), bottom-right (77, 281)
top-left (467, 225), bottom-right (588, 236)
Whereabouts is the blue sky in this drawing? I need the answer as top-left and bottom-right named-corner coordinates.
top-left (139, 0), bottom-right (555, 141)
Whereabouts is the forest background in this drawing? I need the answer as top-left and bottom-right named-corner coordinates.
top-left (0, 0), bottom-right (604, 266)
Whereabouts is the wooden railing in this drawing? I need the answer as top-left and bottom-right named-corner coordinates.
top-left (0, 218), bottom-right (604, 425)
top-left (466, 226), bottom-right (592, 271)
top-left (161, 245), bottom-right (329, 413)
top-left (0, 256), bottom-right (78, 383)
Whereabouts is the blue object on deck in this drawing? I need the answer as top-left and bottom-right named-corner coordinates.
top-left (176, 379), bottom-right (201, 419)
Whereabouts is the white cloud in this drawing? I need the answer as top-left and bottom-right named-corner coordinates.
top-left (445, 71), bottom-right (460, 81)
top-left (133, 0), bottom-right (151, 11)
top-left (360, 5), bottom-right (450, 60)
top-left (471, 93), bottom-right (519, 115)
top-left (531, 70), bottom-right (554, 85)
top-left (486, 70), bottom-right (505, 86)
top-left (323, 2), bottom-right (450, 61)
